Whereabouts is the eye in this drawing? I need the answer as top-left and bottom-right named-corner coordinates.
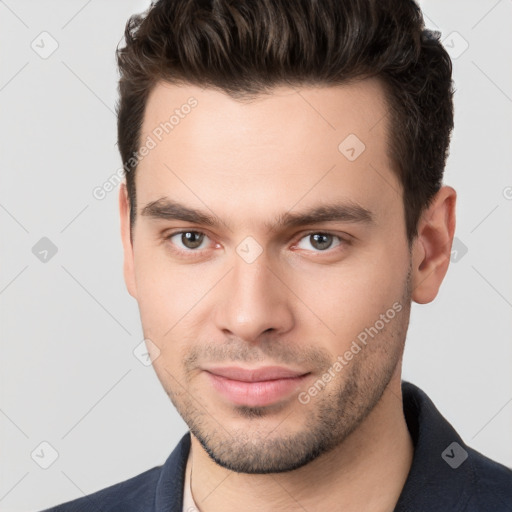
top-left (294, 232), bottom-right (346, 252)
top-left (166, 231), bottom-right (211, 253)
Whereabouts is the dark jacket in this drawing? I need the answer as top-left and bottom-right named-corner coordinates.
top-left (40, 381), bottom-right (512, 511)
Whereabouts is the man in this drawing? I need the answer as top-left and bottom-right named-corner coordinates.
top-left (41, 0), bottom-right (512, 510)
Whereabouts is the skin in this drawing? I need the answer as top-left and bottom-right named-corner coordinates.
top-left (119, 78), bottom-right (456, 511)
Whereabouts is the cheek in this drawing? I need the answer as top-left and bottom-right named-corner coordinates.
top-left (132, 241), bottom-right (217, 337)
top-left (288, 242), bottom-right (407, 344)
top-left (132, 241), bottom-right (181, 336)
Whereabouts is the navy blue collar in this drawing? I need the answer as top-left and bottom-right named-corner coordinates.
top-left (152, 381), bottom-right (488, 511)
top-left (394, 381), bottom-right (474, 511)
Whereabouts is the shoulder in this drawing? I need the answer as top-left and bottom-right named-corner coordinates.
top-left (38, 465), bottom-right (163, 512)
top-left (398, 381), bottom-right (512, 511)
top-left (37, 433), bottom-right (191, 512)
top-left (466, 446), bottom-right (512, 511)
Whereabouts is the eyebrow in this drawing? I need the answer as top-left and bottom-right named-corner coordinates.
top-left (140, 197), bottom-right (374, 231)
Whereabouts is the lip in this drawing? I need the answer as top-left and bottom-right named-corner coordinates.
top-left (204, 366), bottom-right (310, 407)
top-left (204, 365), bottom-right (308, 382)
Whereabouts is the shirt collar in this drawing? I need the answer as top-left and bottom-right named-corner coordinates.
top-left (394, 381), bottom-right (474, 511)
top-left (155, 430), bottom-right (190, 512)
top-left (153, 381), bottom-right (475, 511)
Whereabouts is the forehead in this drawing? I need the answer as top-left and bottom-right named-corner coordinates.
top-left (141, 78), bottom-right (390, 150)
top-left (135, 78), bottom-right (401, 231)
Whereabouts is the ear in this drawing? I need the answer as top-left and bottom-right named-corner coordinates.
top-left (119, 182), bottom-right (137, 299)
top-left (411, 185), bottom-right (457, 304)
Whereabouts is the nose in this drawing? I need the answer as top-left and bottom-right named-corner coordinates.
top-left (213, 250), bottom-right (295, 343)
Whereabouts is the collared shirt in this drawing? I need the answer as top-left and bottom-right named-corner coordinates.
top-left (41, 381), bottom-right (512, 511)
top-left (182, 446), bottom-right (199, 512)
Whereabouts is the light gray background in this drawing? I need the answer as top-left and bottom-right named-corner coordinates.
top-left (1, 1), bottom-right (511, 510)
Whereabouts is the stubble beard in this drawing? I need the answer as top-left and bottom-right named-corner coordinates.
top-left (161, 270), bottom-right (412, 474)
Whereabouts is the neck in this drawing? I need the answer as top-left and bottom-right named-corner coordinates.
top-left (188, 376), bottom-right (413, 512)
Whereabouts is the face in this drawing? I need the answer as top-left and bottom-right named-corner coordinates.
top-left (121, 78), bottom-right (415, 473)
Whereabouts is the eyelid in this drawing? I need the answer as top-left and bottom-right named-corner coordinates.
top-left (164, 229), bottom-right (215, 255)
top-left (164, 228), bottom-right (352, 258)
top-left (163, 228), bottom-right (353, 257)
top-left (164, 229), bottom-right (351, 245)
top-left (290, 230), bottom-right (351, 251)
top-left (293, 229), bottom-right (352, 242)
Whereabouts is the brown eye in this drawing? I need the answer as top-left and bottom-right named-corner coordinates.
top-left (294, 232), bottom-right (347, 253)
top-left (297, 232), bottom-right (343, 252)
top-left (180, 231), bottom-right (204, 249)
top-left (309, 233), bottom-right (333, 250)
top-left (166, 231), bottom-right (209, 253)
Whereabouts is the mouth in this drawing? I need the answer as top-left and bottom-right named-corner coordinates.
top-left (203, 365), bottom-right (311, 408)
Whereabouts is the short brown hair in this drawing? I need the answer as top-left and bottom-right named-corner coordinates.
top-left (116, 0), bottom-right (454, 245)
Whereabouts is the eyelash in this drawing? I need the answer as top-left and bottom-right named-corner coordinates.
top-left (163, 230), bottom-right (350, 258)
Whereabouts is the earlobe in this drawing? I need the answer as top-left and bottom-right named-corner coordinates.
top-left (411, 186), bottom-right (457, 304)
top-left (119, 183), bottom-right (137, 299)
